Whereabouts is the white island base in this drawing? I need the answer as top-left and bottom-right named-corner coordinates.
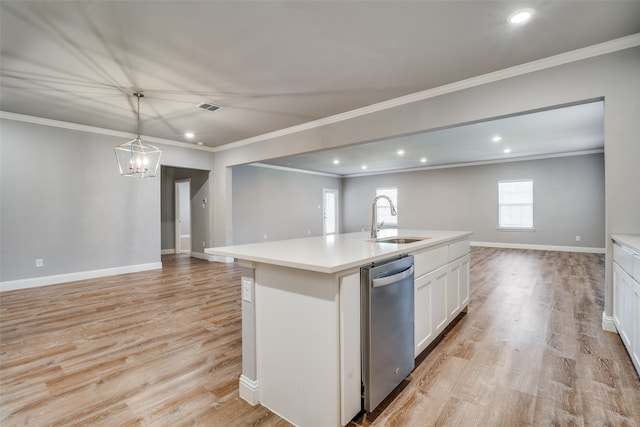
top-left (206, 230), bottom-right (472, 426)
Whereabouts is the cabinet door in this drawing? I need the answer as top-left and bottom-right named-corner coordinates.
top-left (415, 272), bottom-right (433, 357)
top-left (447, 262), bottom-right (461, 318)
top-left (633, 279), bottom-right (640, 375)
top-left (446, 255), bottom-right (470, 319)
top-left (621, 268), bottom-right (634, 349)
top-left (432, 267), bottom-right (448, 337)
top-left (459, 255), bottom-right (470, 308)
top-left (613, 263), bottom-right (624, 333)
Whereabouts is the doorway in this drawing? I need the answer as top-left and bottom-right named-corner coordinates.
top-left (175, 179), bottom-right (191, 255)
top-left (323, 188), bottom-right (339, 235)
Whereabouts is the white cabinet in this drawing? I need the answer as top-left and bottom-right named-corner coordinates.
top-left (612, 238), bottom-right (640, 376)
top-left (613, 263), bottom-right (626, 342)
top-left (633, 279), bottom-right (640, 372)
top-left (412, 239), bottom-right (470, 358)
top-left (447, 261), bottom-right (461, 318)
top-left (460, 256), bottom-right (470, 308)
top-left (414, 265), bottom-right (448, 356)
top-left (447, 254), bottom-right (470, 319)
top-left (414, 270), bottom-right (432, 355)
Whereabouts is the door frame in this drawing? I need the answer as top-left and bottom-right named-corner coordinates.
top-left (322, 188), bottom-right (339, 236)
top-left (175, 179), bottom-right (191, 254)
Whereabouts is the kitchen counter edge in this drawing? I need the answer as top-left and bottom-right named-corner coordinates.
top-left (205, 230), bottom-right (473, 274)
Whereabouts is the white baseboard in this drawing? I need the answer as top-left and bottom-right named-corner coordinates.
top-left (189, 251), bottom-right (210, 261)
top-left (471, 241), bottom-right (605, 254)
top-left (602, 311), bottom-right (618, 333)
top-left (160, 250), bottom-right (232, 263)
top-left (191, 252), bottom-right (233, 262)
top-left (0, 262), bottom-right (163, 292)
top-left (211, 255), bottom-right (235, 263)
top-left (239, 375), bottom-right (259, 406)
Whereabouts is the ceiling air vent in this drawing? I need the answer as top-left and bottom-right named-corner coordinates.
top-left (197, 102), bottom-right (222, 112)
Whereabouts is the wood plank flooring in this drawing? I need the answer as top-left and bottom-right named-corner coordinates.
top-left (350, 248), bottom-right (640, 426)
top-left (1, 248), bottom-right (639, 426)
top-left (0, 256), bottom-right (288, 426)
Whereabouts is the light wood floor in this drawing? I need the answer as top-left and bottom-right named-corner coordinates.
top-left (1, 248), bottom-right (639, 426)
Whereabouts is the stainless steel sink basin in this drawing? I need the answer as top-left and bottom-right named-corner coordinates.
top-left (372, 236), bottom-right (431, 244)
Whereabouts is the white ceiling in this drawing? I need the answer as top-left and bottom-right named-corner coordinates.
top-left (0, 1), bottom-right (638, 171)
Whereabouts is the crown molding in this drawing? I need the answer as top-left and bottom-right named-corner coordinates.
top-left (0, 111), bottom-right (216, 152)
top-left (342, 149), bottom-right (605, 178)
top-left (249, 162), bottom-right (341, 178)
top-left (215, 33), bottom-right (640, 152)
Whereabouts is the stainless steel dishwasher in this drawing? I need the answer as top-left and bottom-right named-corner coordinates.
top-left (361, 255), bottom-right (415, 412)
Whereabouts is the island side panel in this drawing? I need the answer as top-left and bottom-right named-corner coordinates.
top-left (239, 261), bottom-right (259, 404)
top-left (340, 271), bottom-right (361, 425)
top-left (256, 263), bottom-right (341, 427)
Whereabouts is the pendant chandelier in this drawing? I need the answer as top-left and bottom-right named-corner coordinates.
top-left (114, 92), bottom-right (162, 178)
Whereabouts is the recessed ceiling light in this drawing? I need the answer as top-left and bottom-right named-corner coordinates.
top-left (420, 158), bottom-right (428, 163)
top-left (196, 141), bottom-right (205, 146)
top-left (508, 8), bottom-right (535, 25)
top-left (503, 148), bottom-right (512, 154)
top-left (361, 165), bottom-right (367, 170)
top-left (397, 149), bottom-right (405, 156)
top-left (492, 136), bottom-right (502, 143)
top-left (185, 132), bottom-right (195, 139)
top-left (333, 159), bottom-right (340, 165)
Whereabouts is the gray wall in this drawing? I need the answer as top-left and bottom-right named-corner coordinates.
top-left (160, 166), bottom-right (210, 254)
top-left (0, 118), bottom-right (215, 283)
top-left (343, 153), bottom-right (605, 248)
top-left (232, 165), bottom-right (342, 244)
top-left (0, 119), bottom-right (160, 282)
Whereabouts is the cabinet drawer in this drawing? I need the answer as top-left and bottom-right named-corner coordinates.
top-left (449, 239), bottom-right (470, 262)
top-left (614, 243), bottom-right (635, 274)
top-left (413, 245), bottom-right (448, 278)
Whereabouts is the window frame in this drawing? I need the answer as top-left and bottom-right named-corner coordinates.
top-left (497, 179), bottom-right (535, 231)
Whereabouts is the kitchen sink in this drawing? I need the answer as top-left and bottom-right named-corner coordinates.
top-left (371, 236), bottom-right (430, 244)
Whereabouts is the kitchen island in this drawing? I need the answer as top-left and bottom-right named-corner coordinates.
top-left (205, 229), bottom-right (472, 426)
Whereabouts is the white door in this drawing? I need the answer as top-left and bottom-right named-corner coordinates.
top-left (175, 179), bottom-right (191, 254)
top-left (323, 189), bottom-right (339, 235)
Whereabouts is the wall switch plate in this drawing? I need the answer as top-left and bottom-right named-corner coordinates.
top-left (35, 258), bottom-right (44, 268)
top-left (576, 235), bottom-right (581, 242)
top-left (241, 278), bottom-right (253, 303)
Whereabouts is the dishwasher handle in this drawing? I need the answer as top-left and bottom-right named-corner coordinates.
top-left (372, 265), bottom-right (414, 288)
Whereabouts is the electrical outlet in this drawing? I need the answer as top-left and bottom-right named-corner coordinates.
top-left (576, 235), bottom-right (581, 242)
top-left (202, 241), bottom-right (206, 248)
top-left (264, 234), bottom-right (268, 240)
top-left (35, 258), bottom-right (44, 268)
top-left (241, 278), bottom-right (253, 303)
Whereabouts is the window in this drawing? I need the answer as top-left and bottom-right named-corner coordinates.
top-left (498, 180), bottom-right (533, 229)
top-left (376, 187), bottom-right (398, 226)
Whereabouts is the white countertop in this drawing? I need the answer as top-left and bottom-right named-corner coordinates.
top-left (612, 234), bottom-right (640, 254)
top-left (205, 229), bottom-right (472, 274)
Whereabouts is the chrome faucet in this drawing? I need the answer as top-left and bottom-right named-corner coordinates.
top-left (371, 195), bottom-right (397, 238)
